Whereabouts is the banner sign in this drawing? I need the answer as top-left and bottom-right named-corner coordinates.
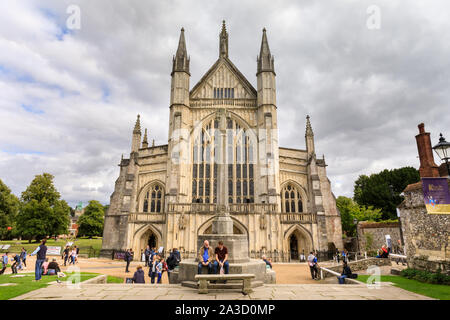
top-left (114, 251), bottom-right (126, 260)
top-left (422, 178), bottom-right (450, 214)
top-left (47, 246), bottom-right (61, 255)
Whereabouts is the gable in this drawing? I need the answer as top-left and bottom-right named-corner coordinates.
top-left (190, 58), bottom-right (257, 99)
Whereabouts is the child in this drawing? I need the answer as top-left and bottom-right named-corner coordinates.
top-left (156, 258), bottom-right (163, 284)
top-left (0, 252), bottom-right (9, 275)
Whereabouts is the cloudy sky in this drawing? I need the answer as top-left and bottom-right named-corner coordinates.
top-left (0, 0), bottom-right (449, 207)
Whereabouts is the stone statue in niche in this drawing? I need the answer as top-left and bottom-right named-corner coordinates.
top-left (178, 213), bottom-right (188, 230)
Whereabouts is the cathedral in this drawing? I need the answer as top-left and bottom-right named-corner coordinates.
top-left (100, 22), bottom-right (343, 261)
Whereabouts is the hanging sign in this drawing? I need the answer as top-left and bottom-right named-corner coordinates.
top-left (422, 178), bottom-right (450, 214)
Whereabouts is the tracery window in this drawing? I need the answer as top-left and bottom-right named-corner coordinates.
top-left (281, 184), bottom-right (303, 213)
top-left (142, 184), bottom-right (164, 213)
top-left (192, 117), bottom-right (254, 204)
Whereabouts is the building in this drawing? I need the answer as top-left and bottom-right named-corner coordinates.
top-left (100, 22), bottom-right (343, 261)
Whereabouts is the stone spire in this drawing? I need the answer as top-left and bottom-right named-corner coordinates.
top-left (131, 114), bottom-right (141, 153)
top-left (172, 27), bottom-right (190, 75)
top-left (142, 128), bottom-right (148, 148)
top-left (257, 28), bottom-right (275, 75)
top-left (305, 115), bottom-right (314, 137)
top-left (219, 20), bottom-right (228, 58)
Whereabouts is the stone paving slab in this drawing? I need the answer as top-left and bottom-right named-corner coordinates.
top-left (11, 283), bottom-right (434, 300)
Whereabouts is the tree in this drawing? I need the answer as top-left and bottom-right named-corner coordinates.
top-left (353, 167), bottom-right (420, 220)
top-left (0, 179), bottom-right (20, 239)
top-left (16, 173), bottom-right (70, 241)
top-left (77, 200), bottom-right (104, 237)
top-left (336, 196), bottom-right (382, 236)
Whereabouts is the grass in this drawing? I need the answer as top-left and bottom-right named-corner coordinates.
top-left (107, 275), bottom-right (124, 283)
top-left (0, 237), bottom-right (103, 257)
top-left (0, 272), bottom-right (100, 300)
top-left (357, 275), bottom-right (450, 300)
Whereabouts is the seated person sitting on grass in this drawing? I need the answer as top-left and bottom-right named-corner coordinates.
top-left (197, 240), bottom-right (214, 275)
top-left (47, 258), bottom-right (64, 283)
top-left (337, 262), bottom-right (353, 284)
top-left (213, 241), bottom-right (229, 277)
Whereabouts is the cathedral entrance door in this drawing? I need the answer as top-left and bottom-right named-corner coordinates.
top-left (289, 234), bottom-right (299, 260)
top-left (148, 233), bottom-right (157, 249)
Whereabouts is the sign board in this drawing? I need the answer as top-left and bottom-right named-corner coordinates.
top-left (47, 246), bottom-right (61, 256)
top-left (114, 251), bottom-right (126, 260)
top-left (422, 178), bottom-right (450, 214)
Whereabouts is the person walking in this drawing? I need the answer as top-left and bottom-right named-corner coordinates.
top-left (144, 245), bottom-right (151, 267)
top-left (69, 247), bottom-right (77, 265)
top-left (307, 251), bottom-right (319, 280)
top-left (131, 265), bottom-right (145, 284)
top-left (30, 239), bottom-right (48, 281)
top-left (149, 254), bottom-right (158, 283)
top-left (0, 252), bottom-right (8, 275)
top-left (11, 253), bottom-right (20, 274)
top-left (20, 248), bottom-right (27, 268)
top-left (155, 258), bottom-right (163, 284)
top-left (335, 248), bottom-right (340, 263)
top-left (62, 246), bottom-right (70, 266)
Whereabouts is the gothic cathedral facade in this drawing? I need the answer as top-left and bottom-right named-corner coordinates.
top-left (100, 22), bottom-right (343, 261)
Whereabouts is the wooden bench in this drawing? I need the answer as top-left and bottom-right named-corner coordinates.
top-left (194, 274), bottom-right (255, 294)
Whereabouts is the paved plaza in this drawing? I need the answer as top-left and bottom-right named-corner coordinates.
top-left (12, 281), bottom-right (432, 300)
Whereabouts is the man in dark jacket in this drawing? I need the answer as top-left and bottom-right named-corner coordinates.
top-left (131, 265), bottom-right (145, 283)
top-left (125, 249), bottom-right (133, 273)
top-left (30, 239), bottom-right (47, 281)
top-left (144, 245), bottom-right (151, 267)
top-left (337, 262), bottom-right (352, 284)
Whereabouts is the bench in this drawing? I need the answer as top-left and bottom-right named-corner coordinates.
top-left (194, 274), bottom-right (255, 294)
top-left (320, 267), bottom-right (360, 284)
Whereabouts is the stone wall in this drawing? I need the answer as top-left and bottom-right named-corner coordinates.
top-left (398, 181), bottom-right (450, 275)
top-left (356, 222), bottom-right (401, 254)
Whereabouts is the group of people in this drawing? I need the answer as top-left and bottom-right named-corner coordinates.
top-left (0, 248), bottom-right (27, 275)
top-left (197, 240), bottom-right (229, 279)
top-left (128, 246), bottom-right (181, 284)
top-left (62, 245), bottom-right (79, 266)
top-left (334, 249), bottom-right (349, 264)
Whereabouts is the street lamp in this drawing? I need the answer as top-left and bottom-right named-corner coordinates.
top-left (353, 218), bottom-right (359, 258)
top-left (432, 133), bottom-right (450, 176)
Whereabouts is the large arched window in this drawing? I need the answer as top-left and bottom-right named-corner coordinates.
top-left (192, 116), bottom-right (255, 204)
top-left (281, 184), bottom-right (303, 213)
top-left (142, 184), bottom-right (164, 213)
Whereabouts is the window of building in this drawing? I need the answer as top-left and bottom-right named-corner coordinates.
top-left (214, 87), bottom-right (234, 99)
top-left (192, 117), bottom-right (254, 204)
top-left (281, 184), bottom-right (303, 213)
top-left (143, 184), bottom-right (164, 213)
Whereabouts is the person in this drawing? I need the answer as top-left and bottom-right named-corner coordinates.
top-left (300, 249), bottom-right (305, 262)
top-left (144, 245), bottom-right (151, 267)
top-left (75, 246), bottom-right (80, 263)
top-left (42, 258), bottom-right (49, 275)
top-left (47, 258), bottom-right (63, 283)
top-left (341, 249), bottom-right (348, 263)
top-left (307, 251), bottom-right (319, 280)
top-left (262, 255), bottom-right (272, 269)
top-left (166, 248), bottom-right (180, 281)
top-left (141, 250), bottom-right (145, 263)
top-left (131, 265), bottom-right (145, 284)
top-left (62, 246), bottom-right (70, 266)
top-left (20, 248), bottom-right (27, 268)
top-left (197, 240), bottom-right (214, 275)
top-left (149, 254), bottom-right (158, 283)
top-left (213, 241), bottom-right (229, 282)
top-left (155, 258), bottom-right (163, 284)
top-left (69, 247), bottom-right (77, 265)
top-left (377, 245), bottom-right (389, 258)
top-left (30, 239), bottom-right (48, 281)
top-left (125, 249), bottom-right (133, 273)
top-left (337, 262), bottom-right (352, 284)
top-left (0, 252), bottom-right (8, 275)
top-left (11, 253), bottom-right (20, 274)
top-left (335, 248), bottom-right (340, 263)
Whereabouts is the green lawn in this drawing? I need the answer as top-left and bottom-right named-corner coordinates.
top-left (0, 237), bottom-right (103, 257)
top-left (107, 275), bottom-right (124, 283)
top-left (0, 272), bottom-right (100, 300)
top-left (357, 275), bottom-right (450, 300)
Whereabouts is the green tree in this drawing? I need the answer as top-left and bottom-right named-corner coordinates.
top-left (16, 173), bottom-right (70, 241)
top-left (0, 179), bottom-right (20, 239)
top-left (353, 167), bottom-right (420, 220)
top-left (77, 200), bottom-right (104, 237)
top-left (336, 196), bottom-right (382, 236)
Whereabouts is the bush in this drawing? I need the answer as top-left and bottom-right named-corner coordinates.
top-left (401, 268), bottom-right (450, 285)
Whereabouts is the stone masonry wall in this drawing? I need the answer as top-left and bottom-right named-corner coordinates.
top-left (357, 222), bottom-right (401, 254)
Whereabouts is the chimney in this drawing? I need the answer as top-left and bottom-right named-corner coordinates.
top-left (415, 123), bottom-right (439, 178)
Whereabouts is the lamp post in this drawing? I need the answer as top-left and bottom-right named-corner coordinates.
top-left (353, 218), bottom-right (359, 258)
top-left (432, 133), bottom-right (450, 176)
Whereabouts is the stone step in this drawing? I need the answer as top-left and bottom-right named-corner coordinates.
top-left (181, 280), bottom-right (264, 290)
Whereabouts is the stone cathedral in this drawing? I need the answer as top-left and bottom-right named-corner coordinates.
top-left (100, 22), bottom-right (343, 261)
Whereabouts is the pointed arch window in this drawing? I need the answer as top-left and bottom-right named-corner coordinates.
top-left (192, 117), bottom-right (255, 204)
top-left (142, 184), bottom-right (164, 213)
top-left (281, 184), bottom-right (303, 213)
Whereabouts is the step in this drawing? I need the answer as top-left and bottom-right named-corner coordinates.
top-left (181, 280), bottom-right (264, 290)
